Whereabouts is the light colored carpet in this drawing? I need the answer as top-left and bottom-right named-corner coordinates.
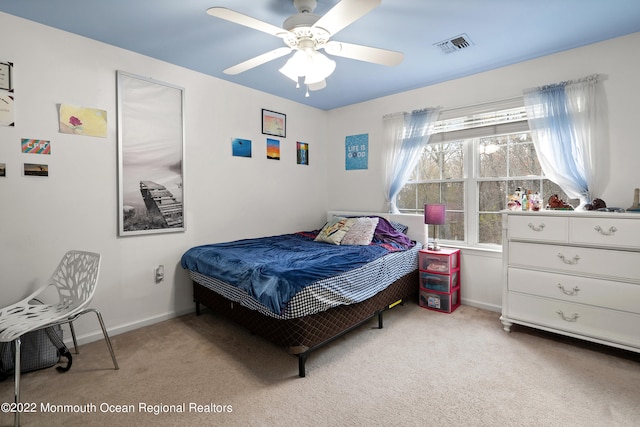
top-left (1, 302), bottom-right (639, 427)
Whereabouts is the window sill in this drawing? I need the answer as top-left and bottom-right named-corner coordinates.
top-left (436, 242), bottom-right (503, 258)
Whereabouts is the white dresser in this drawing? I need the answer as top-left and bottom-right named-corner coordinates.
top-left (501, 210), bottom-right (640, 353)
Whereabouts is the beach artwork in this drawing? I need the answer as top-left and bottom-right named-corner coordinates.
top-left (117, 71), bottom-right (184, 236)
top-left (232, 138), bottom-right (252, 158)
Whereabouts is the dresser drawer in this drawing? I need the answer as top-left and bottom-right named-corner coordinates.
top-left (508, 215), bottom-right (568, 243)
top-left (508, 267), bottom-right (640, 314)
top-left (569, 217), bottom-right (640, 249)
top-left (508, 241), bottom-right (640, 283)
top-left (505, 292), bottom-right (640, 348)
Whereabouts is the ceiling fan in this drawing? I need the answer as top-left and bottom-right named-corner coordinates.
top-left (206, 0), bottom-right (404, 95)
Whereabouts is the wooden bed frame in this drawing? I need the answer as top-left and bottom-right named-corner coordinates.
top-left (193, 269), bottom-right (418, 377)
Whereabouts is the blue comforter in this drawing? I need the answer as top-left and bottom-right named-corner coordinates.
top-left (181, 233), bottom-right (394, 315)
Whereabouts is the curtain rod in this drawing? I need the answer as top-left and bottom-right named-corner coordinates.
top-left (439, 95), bottom-right (524, 116)
top-left (383, 95), bottom-right (524, 120)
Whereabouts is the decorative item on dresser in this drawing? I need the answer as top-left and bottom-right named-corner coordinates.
top-left (500, 210), bottom-right (640, 353)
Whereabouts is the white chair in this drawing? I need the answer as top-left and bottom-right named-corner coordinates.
top-left (0, 250), bottom-right (118, 427)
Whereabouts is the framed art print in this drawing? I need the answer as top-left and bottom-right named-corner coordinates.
top-left (117, 71), bottom-right (185, 236)
top-left (262, 109), bottom-right (286, 138)
top-left (297, 141), bottom-right (309, 165)
top-left (0, 62), bottom-right (12, 91)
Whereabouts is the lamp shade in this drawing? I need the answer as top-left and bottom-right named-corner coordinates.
top-left (279, 50), bottom-right (336, 85)
top-left (424, 204), bottom-right (446, 225)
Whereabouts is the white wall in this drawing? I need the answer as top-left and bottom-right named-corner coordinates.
top-left (2, 11), bottom-right (637, 340)
top-left (0, 13), bottom-right (330, 342)
top-left (325, 32), bottom-right (640, 311)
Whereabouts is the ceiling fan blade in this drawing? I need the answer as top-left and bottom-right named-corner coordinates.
top-left (313, 0), bottom-right (381, 37)
top-left (224, 47), bottom-right (292, 75)
top-left (207, 7), bottom-right (289, 38)
top-left (325, 41), bottom-right (404, 66)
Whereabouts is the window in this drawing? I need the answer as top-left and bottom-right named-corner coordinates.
top-left (396, 101), bottom-right (576, 248)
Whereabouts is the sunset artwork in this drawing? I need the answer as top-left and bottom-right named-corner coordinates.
top-left (267, 138), bottom-right (280, 160)
top-left (24, 163), bottom-right (48, 176)
top-left (262, 109), bottom-right (286, 137)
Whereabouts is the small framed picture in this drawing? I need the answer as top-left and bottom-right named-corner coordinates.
top-left (297, 141), bottom-right (309, 165)
top-left (262, 109), bottom-right (286, 138)
top-left (0, 62), bottom-right (12, 91)
top-left (24, 163), bottom-right (48, 176)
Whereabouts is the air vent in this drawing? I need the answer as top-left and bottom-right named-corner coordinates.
top-left (435, 33), bottom-right (474, 54)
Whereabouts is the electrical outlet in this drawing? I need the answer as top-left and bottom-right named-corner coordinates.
top-left (155, 265), bottom-right (164, 283)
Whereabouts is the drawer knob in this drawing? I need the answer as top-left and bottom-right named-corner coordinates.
top-left (594, 225), bottom-right (617, 236)
top-left (556, 310), bottom-right (579, 322)
top-left (528, 222), bottom-right (545, 232)
top-left (557, 284), bottom-right (580, 296)
top-left (557, 253), bottom-right (580, 265)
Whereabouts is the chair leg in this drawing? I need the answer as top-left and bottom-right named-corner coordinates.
top-left (14, 337), bottom-right (21, 427)
top-left (68, 321), bottom-right (80, 354)
top-left (86, 308), bottom-right (119, 370)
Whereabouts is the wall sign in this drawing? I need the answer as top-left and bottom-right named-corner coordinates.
top-left (345, 133), bottom-right (368, 170)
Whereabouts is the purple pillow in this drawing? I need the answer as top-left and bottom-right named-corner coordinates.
top-left (371, 217), bottom-right (415, 249)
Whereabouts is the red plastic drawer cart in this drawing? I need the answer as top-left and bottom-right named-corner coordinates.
top-left (418, 247), bottom-right (460, 313)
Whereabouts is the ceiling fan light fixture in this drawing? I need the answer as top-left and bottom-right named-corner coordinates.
top-left (278, 50), bottom-right (309, 81)
top-left (307, 80), bottom-right (327, 91)
top-left (304, 51), bottom-right (335, 84)
top-left (280, 49), bottom-right (335, 89)
top-left (207, 0), bottom-right (401, 99)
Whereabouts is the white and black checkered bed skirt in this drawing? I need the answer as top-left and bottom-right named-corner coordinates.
top-left (188, 243), bottom-right (421, 320)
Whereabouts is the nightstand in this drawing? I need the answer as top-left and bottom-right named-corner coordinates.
top-left (418, 248), bottom-right (461, 313)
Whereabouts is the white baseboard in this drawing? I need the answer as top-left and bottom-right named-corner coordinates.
top-left (63, 307), bottom-right (196, 348)
top-left (461, 298), bottom-right (502, 313)
top-left (64, 300), bottom-right (501, 349)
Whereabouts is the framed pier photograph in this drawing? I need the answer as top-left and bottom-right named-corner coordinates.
top-left (117, 71), bottom-right (185, 236)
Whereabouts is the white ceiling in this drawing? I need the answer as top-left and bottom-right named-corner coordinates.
top-left (2, 0), bottom-right (640, 110)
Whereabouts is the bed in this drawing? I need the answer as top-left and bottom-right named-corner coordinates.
top-left (181, 212), bottom-right (423, 377)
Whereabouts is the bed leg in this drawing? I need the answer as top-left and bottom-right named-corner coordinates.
top-left (298, 354), bottom-right (307, 378)
top-left (378, 311), bottom-right (384, 329)
top-left (195, 301), bottom-right (201, 316)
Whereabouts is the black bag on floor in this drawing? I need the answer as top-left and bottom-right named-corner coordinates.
top-left (0, 324), bottom-right (72, 382)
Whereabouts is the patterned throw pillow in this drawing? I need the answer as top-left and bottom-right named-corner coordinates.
top-left (389, 220), bottom-right (409, 235)
top-left (341, 217), bottom-right (379, 245)
top-left (314, 217), bottom-right (357, 245)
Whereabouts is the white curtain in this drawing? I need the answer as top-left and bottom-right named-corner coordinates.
top-left (523, 74), bottom-right (605, 207)
top-left (383, 107), bottom-right (441, 213)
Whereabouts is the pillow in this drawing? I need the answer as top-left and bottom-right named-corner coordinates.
top-left (373, 217), bottom-right (415, 250)
top-left (389, 220), bottom-right (409, 235)
top-left (341, 217), bottom-right (379, 246)
top-left (315, 217), bottom-right (357, 245)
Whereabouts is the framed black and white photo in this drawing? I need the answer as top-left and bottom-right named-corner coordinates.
top-left (117, 71), bottom-right (185, 236)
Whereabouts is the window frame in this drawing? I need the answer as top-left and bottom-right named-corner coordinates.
top-left (397, 98), bottom-right (535, 250)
